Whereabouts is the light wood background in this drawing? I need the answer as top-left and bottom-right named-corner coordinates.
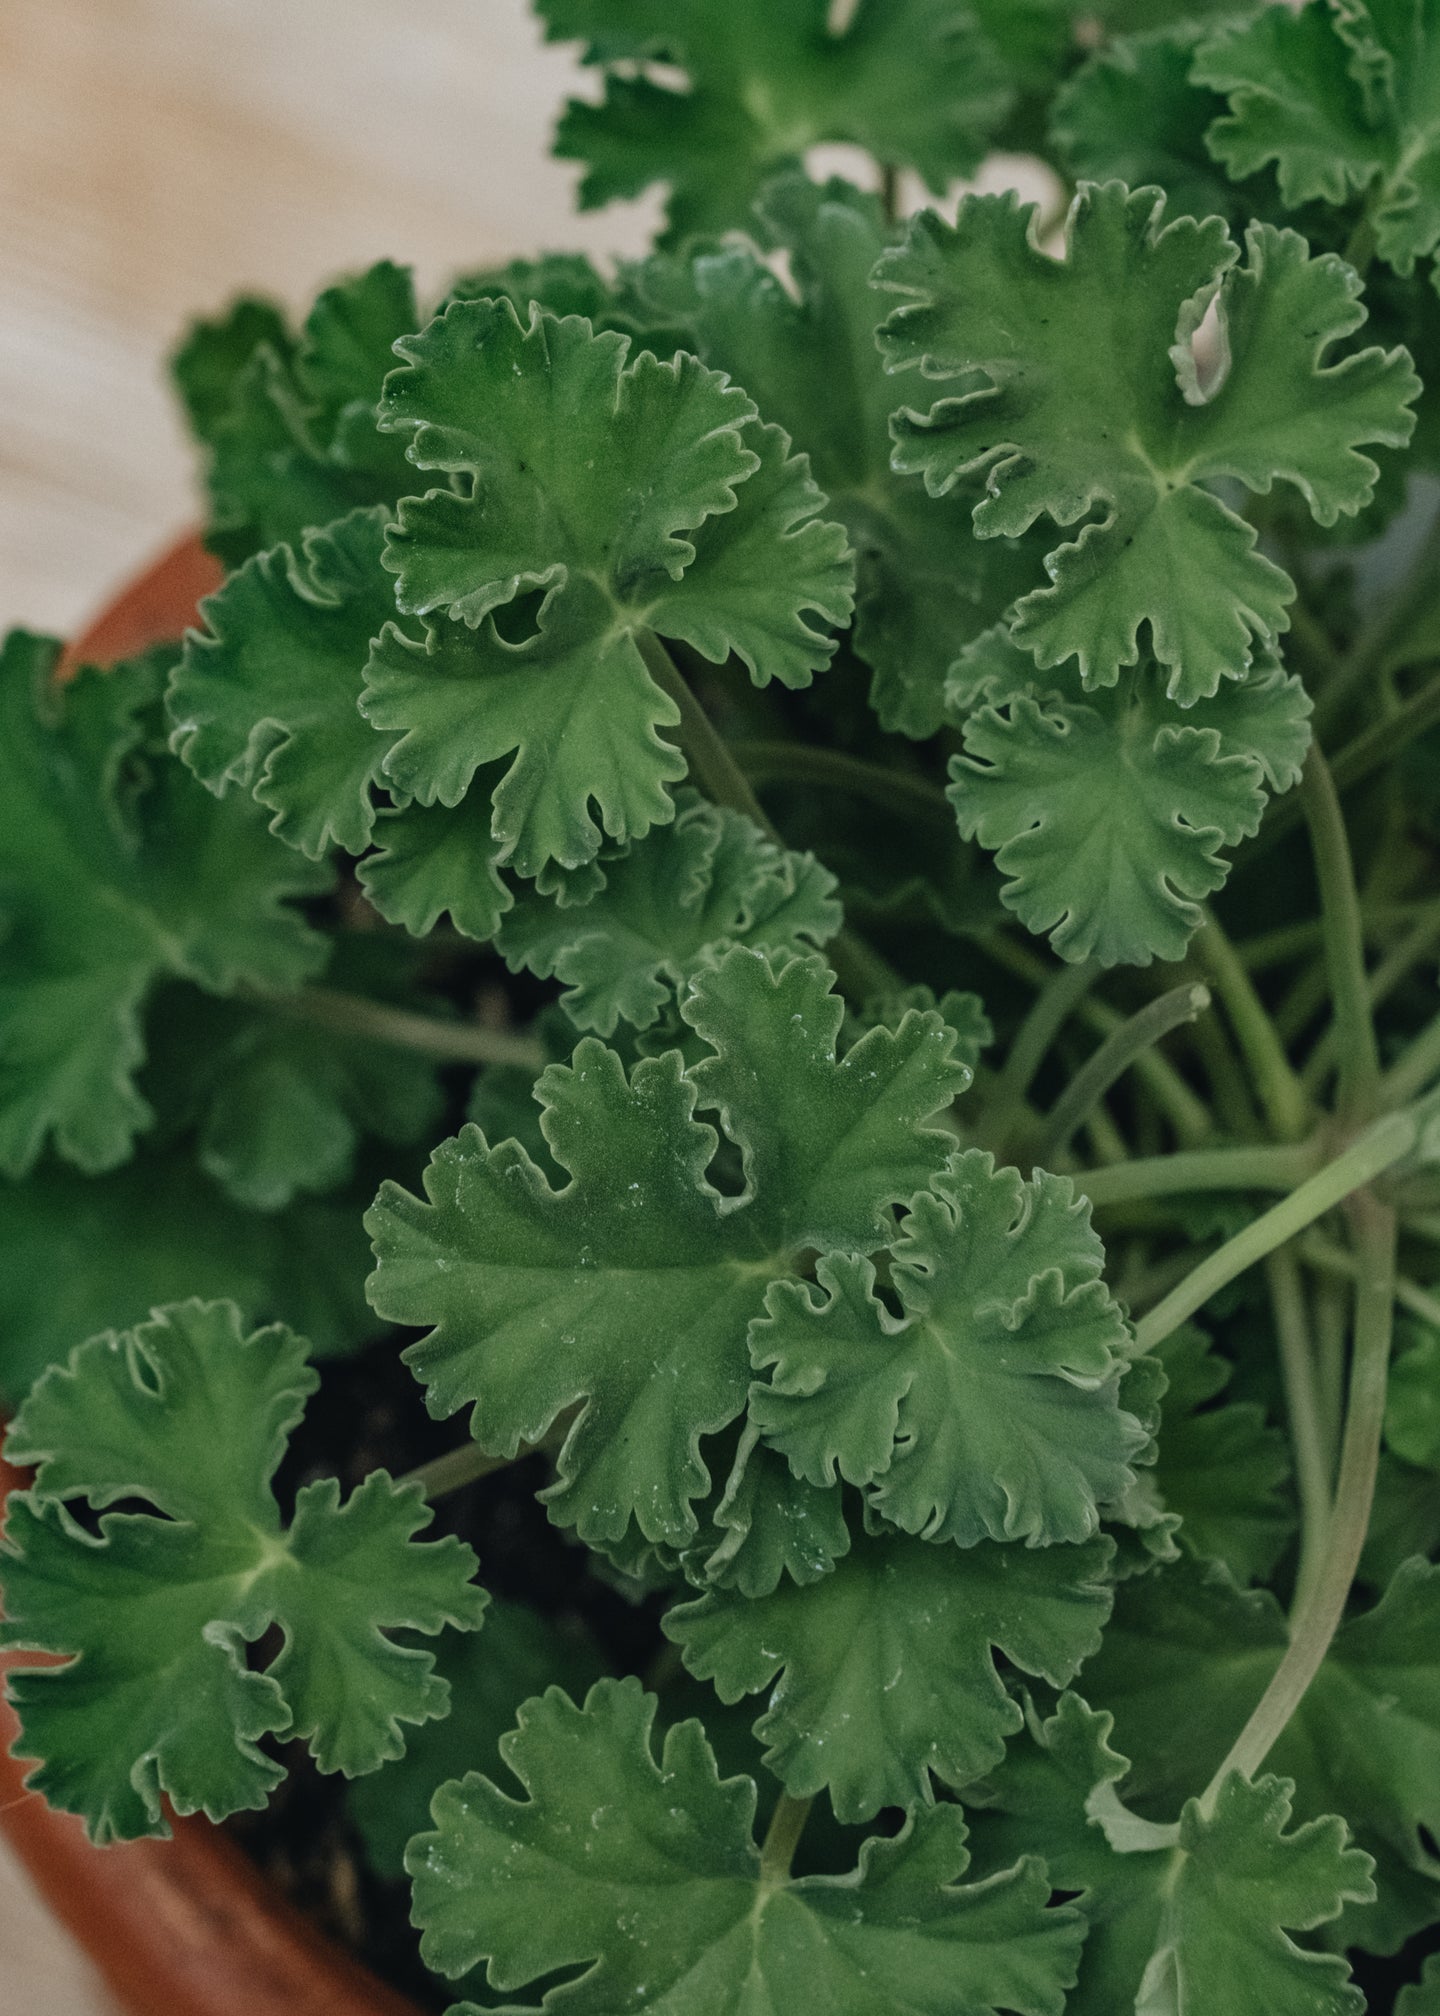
top-left (0, 2), bottom-right (650, 2005)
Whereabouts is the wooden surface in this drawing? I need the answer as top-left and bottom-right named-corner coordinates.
top-left (0, 0), bottom-right (660, 638)
top-left (0, 2), bottom-right (648, 2005)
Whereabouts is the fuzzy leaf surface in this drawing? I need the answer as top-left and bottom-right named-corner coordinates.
top-left (877, 182), bottom-right (1418, 699)
top-left (369, 301), bottom-right (853, 872)
top-left (497, 792), bottom-right (841, 1035)
top-left (751, 1150), bottom-right (1142, 1547)
top-left (946, 626), bottom-right (1312, 964)
top-left (0, 636), bottom-right (327, 1177)
top-left (1, 1302), bottom-right (486, 1842)
top-left (666, 1520), bottom-right (1114, 1821)
top-left (1195, 0), bottom-right (1440, 276)
top-left (409, 1674), bottom-right (1083, 2014)
top-left (970, 1695), bottom-right (1374, 2015)
top-left (365, 948), bottom-right (967, 1547)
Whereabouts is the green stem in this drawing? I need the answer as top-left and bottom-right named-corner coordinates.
top-left (1303, 1233), bottom-right (1440, 1330)
top-left (1312, 1278), bottom-right (1348, 1479)
top-left (1199, 1198), bottom-right (1397, 1812)
top-left (1079, 1139), bottom-right (1316, 1212)
top-left (638, 633), bottom-right (897, 1001)
top-left (985, 960), bottom-right (1098, 1154)
top-left (1035, 985), bottom-right (1211, 1165)
top-left (1300, 746), bottom-right (1381, 1122)
top-left (984, 936), bottom-right (1213, 1146)
top-left (1381, 1008), bottom-right (1440, 1107)
top-left (1302, 903), bottom-right (1440, 1093)
top-left (1132, 1106), bottom-right (1418, 1355)
top-left (731, 740), bottom-right (952, 825)
top-left (759, 1793), bottom-right (813, 1887)
top-left (1195, 916), bottom-right (1311, 1141)
top-left (1265, 1250), bottom-right (1332, 1621)
top-left (258, 987), bottom-right (545, 1071)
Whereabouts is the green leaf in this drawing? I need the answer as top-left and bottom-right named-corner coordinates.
top-left (751, 1150), bottom-right (1143, 1547)
top-left (175, 263), bottom-right (421, 563)
top-left (1195, 0), bottom-right (1440, 276)
top-left (666, 1518), bottom-right (1114, 1821)
top-left (142, 969), bottom-right (442, 1212)
top-left (357, 790), bottom-right (513, 942)
top-left (946, 625), bottom-right (1312, 965)
top-left (638, 176), bottom-right (1046, 738)
top-left (1150, 1325), bottom-right (1293, 1583)
top-left (348, 1602), bottom-right (608, 1881)
top-left (365, 946), bottom-right (969, 1547)
top-left (1387, 1317), bottom-right (1440, 1471)
top-left (1, 1301), bottom-right (486, 1842)
top-left (538, 0), bottom-right (1013, 245)
top-left (168, 508), bottom-right (405, 859)
top-left (409, 1674), bottom-right (1084, 2014)
top-left (0, 1147), bottom-right (377, 1405)
top-left (1401, 1955), bottom-right (1440, 2014)
top-left (1079, 1552), bottom-right (1440, 1953)
top-left (1050, 25), bottom-right (1245, 227)
top-left (969, 1695), bottom-right (1374, 2015)
top-left (496, 790), bottom-right (840, 1036)
top-left (877, 182), bottom-right (1418, 700)
top-left (0, 636), bottom-right (327, 1178)
top-left (683, 1421), bottom-right (852, 1599)
top-left (367, 302), bottom-right (852, 874)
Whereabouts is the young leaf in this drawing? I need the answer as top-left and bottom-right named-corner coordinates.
top-left (750, 1150), bottom-right (1144, 1548)
top-left (1, 1302), bottom-right (486, 1842)
top-left (368, 300), bottom-right (854, 873)
top-left (409, 1674), bottom-right (1084, 2014)
top-left (1195, 0), bottom-right (1440, 275)
top-left (365, 947), bottom-right (968, 1547)
top-left (970, 1695), bottom-right (1374, 2015)
top-left (876, 182), bottom-right (1419, 699)
top-left (0, 636), bottom-right (327, 1178)
top-left (638, 176), bottom-right (1047, 737)
top-left (683, 1420), bottom-right (852, 1599)
top-left (496, 791), bottom-right (841, 1036)
top-left (538, 0), bottom-right (1013, 246)
top-left (666, 1519), bottom-right (1114, 1821)
top-left (0, 1148), bottom-right (376, 1404)
top-left (946, 625), bottom-right (1312, 965)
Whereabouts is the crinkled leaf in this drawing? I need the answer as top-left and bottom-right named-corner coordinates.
top-left (410, 1674), bottom-right (1083, 2014)
top-left (970, 1695), bottom-right (1374, 2015)
top-left (751, 1150), bottom-right (1143, 1547)
top-left (173, 263), bottom-right (420, 563)
top-left (1050, 25), bottom-right (1244, 226)
top-left (1195, 0), bottom-right (1440, 276)
top-left (497, 790), bottom-right (840, 1035)
top-left (168, 508), bottom-right (406, 859)
top-left (539, 0), bottom-right (1013, 245)
top-left (682, 1421), bottom-right (852, 1599)
top-left (365, 947), bottom-right (968, 1547)
top-left (0, 1148), bottom-right (376, 1405)
top-left (367, 301), bottom-right (852, 872)
top-left (1, 1302), bottom-right (486, 1841)
top-left (1079, 1552), bottom-right (1440, 1953)
top-left (666, 1519), bottom-right (1114, 1821)
top-left (639, 176), bottom-right (1046, 737)
top-left (349, 1603), bottom-right (608, 1880)
top-left (1150, 1325), bottom-right (1293, 1582)
top-left (357, 790), bottom-right (513, 942)
top-left (0, 635), bottom-right (327, 1178)
top-left (946, 625), bottom-right (1312, 964)
top-left (877, 183), bottom-right (1418, 699)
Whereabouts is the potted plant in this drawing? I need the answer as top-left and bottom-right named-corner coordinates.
top-left (5, 2), bottom-right (1440, 2010)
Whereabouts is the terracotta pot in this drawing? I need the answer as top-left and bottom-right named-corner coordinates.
top-left (1, 534), bottom-right (424, 2016)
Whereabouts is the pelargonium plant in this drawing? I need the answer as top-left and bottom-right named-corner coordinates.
top-left (6, 2), bottom-right (1440, 2010)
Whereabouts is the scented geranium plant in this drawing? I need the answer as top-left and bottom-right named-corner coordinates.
top-left (8, 1), bottom-right (1440, 2010)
